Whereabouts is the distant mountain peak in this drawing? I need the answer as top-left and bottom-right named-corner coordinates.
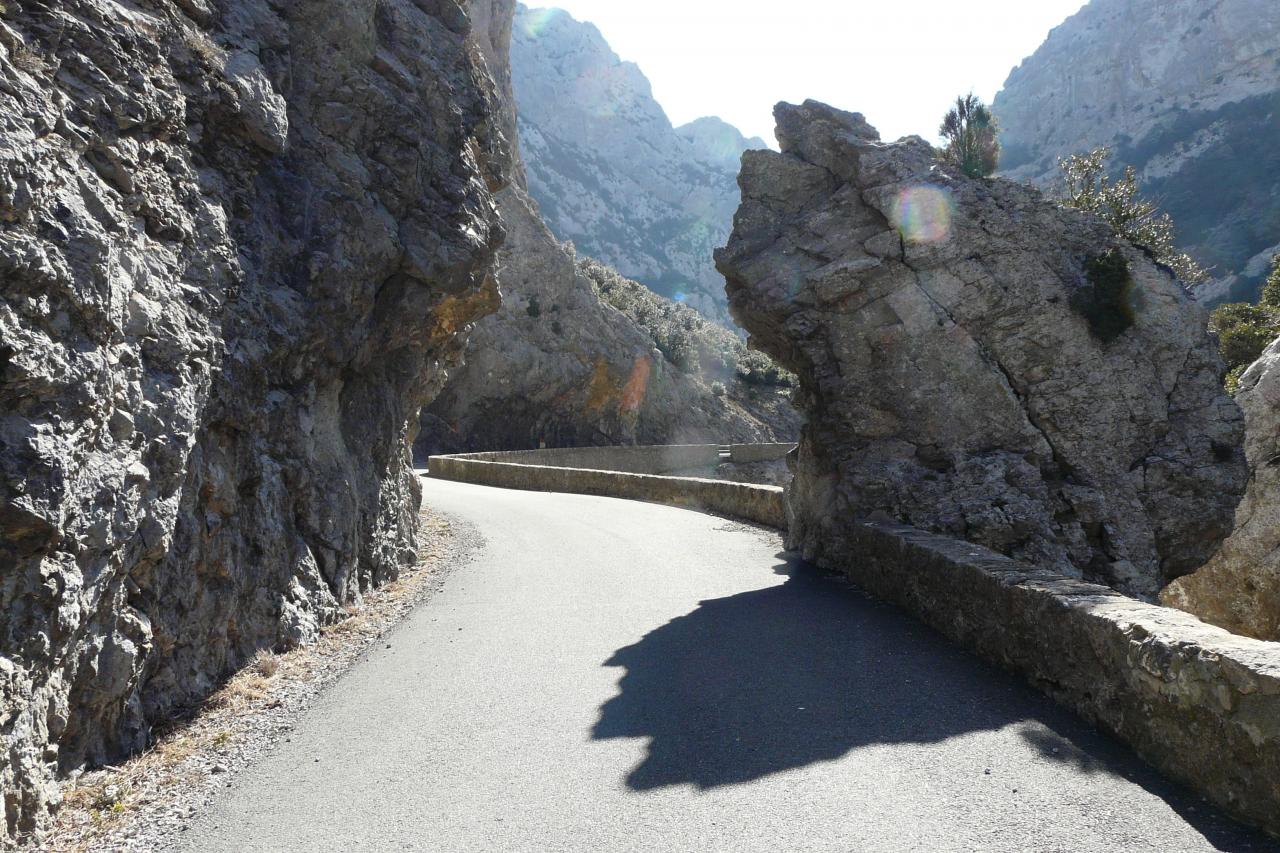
top-left (511, 5), bottom-right (758, 324)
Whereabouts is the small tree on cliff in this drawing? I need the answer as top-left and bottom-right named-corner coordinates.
top-left (939, 94), bottom-right (1000, 178)
top-left (1058, 147), bottom-right (1208, 285)
top-left (1211, 255), bottom-right (1280, 391)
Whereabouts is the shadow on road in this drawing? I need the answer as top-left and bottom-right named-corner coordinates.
top-left (592, 552), bottom-right (1276, 852)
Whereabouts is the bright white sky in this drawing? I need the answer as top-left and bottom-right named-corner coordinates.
top-left (536, 0), bottom-right (1089, 145)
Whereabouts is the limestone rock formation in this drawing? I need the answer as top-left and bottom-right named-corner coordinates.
top-left (0, 0), bottom-right (505, 843)
top-left (512, 5), bottom-right (763, 323)
top-left (716, 100), bottom-right (1247, 601)
top-left (993, 0), bottom-right (1280, 303)
top-left (1164, 336), bottom-right (1280, 640)
top-left (418, 1), bottom-right (797, 455)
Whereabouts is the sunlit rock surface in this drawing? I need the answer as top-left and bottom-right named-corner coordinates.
top-left (717, 100), bottom-right (1246, 601)
top-left (511, 5), bottom-right (765, 324)
top-left (1164, 335), bottom-right (1280, 640)
top-left (0, 0), bottom-right (505, 841)
top-left (993, 0), bottom-right (1280, 303)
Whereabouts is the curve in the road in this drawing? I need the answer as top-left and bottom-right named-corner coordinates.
top-left (177, 478), bottom-right (1278, 852)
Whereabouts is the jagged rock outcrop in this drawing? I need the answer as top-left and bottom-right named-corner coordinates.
top-left (0, 0), bottom-right (506, 844)
top-left (418, 1), bottom-right (797, 455)
top-left (1164, 336), bottom-right (1280, 639)
top-left (716, 100), bottom-right (1247, 601)
top-left (512, 5), bottom-right (763, 323)
top-left (993, 0), bottom-right (1280, 303)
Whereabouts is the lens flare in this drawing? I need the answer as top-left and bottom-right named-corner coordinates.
top-left (520, 7), bottom-right (563, 39)
top-left (673, 291), bottom-right (687, 303)
top-left (620, 356), bottom-right (652, 414)
top-left (890, 185), bottom-right (954, 245)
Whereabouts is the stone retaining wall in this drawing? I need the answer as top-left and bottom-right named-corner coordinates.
top-left (451, 445), bottom-right (724, 475)
top-left (831, 520), bottom-right (1280, 838)
top-left (728, 443), bottom-right (796, 464)
top-left (426, 454), bottom-right (785, 528)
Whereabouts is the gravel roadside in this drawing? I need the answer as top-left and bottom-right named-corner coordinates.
top-left (42, 507), bottom-right (479, 853)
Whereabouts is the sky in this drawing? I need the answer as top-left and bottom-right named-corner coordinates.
top-left (534, 0), bottom-right (1090, 145)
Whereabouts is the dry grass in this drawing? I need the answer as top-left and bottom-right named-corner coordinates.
top-left (43, 511), bottom-right (456, 853)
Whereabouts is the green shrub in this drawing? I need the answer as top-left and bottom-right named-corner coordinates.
top-left (939, 94), bottom-right (1000, 178)
top-left (1210, 301), bottom-right (1280, 384)
top-left (1260, 255), bottom-right (1280, 309)
top-left (576, 255), bottom-right (797, 388)
top-left (526, 295), bottom-right (542, 318)
top-left (1071, 249), bottom-right (1136, 343)
top-left (1057, 148), bottom-right (1208, 285)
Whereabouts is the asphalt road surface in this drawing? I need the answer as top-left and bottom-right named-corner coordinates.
top-left (179, 478), bottom-right (1277, 852)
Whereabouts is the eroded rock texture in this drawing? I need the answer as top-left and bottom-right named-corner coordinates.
top-left (0, 0), bottom-right (505, 843)
top-left (716, 101), bottom-right (1246, 602)
top-left (419, 0), bottom-right (797, 454)
top-left (1164, 336), bottom-right (1280, 640)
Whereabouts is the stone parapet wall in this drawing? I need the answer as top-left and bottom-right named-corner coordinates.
top-left (728, 443), bottom-right (796, 464)
top-left (454, 445), bottom-right (724, 475)
top-left (827, 520), bottom-right (1280, 839)
top-left (426, 452), bottom-right (785, 529)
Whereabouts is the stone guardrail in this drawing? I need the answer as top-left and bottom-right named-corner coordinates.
top-left (830, 520), bottom-right (1280, 839)
top-left (426, 446), bottom-right (788, 529)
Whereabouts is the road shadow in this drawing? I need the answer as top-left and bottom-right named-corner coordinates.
top-left (592, 552), bottom-right (1277, 852)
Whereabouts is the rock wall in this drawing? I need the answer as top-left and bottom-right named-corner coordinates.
top-left (419, 2), bottom-right (798, 455)
top-left (0, 0), bottom-right (506, 844)
top-left (511, 5), bottom-right (764, 324)
top-left (716, 100), bottom-right (1247, 601)
top-left (993, 0), bottom-right (1280, 303)
top-left (1164, 335), bottom-right (1280, 640)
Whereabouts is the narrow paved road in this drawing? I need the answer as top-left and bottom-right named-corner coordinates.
top-left (180, 478), bottom-right (1275, 852)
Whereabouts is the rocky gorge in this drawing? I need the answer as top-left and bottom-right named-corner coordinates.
top-left (418, 1), bottom-right (797, 455)
top-left (511, 4), bottom-right (764, 324)
top-left (0, 0), bottom-right (507, 843)
top-left (717, 101), bottom-right (1248, 601)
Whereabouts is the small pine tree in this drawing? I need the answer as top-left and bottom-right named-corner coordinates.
top-left (939, 94), bottom-right (1000, 178)
top-left (1057, 148), bottom-right (1208, 285)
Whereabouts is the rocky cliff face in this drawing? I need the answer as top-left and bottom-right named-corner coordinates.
top-left (993, 0), bottom-right (1280, 303)
top-left (0, 0), bottom-right (505, 843)
top-left (418, 1), bottom-right (797, 455)
top-left (512, 5), bottom-right (763, 324)
top-left (1164, 335), bottom-right (1280, 640)
top-left (717, 100), bottom-right (1247, 601)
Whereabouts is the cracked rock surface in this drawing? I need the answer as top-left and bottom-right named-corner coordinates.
top-left (716, 100), bottom-right (1247, 601)
top-left (1164, 335), bottom-right (1280, 640)
top-left (0, 0), bottom-right (504, 844)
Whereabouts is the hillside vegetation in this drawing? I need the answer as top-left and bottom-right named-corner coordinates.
top-left (578, 256), bottom-right (797, 389)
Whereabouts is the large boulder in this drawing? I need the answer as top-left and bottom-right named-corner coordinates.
top-left (1164, 336), bottom-right (1280, 639)
top-left (716, 100), bottom-right (1247, 600)
top-left (0, 0), bottom-right (505, 842)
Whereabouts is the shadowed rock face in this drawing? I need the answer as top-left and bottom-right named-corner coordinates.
top-left (716, 100), bottom-right (1247, 601)
top-left (0, 0), bottom-right (505, 841)
top-left (1164, 336), bottom-right (1280, 640)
